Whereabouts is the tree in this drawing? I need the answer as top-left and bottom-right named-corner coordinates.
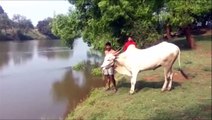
top-left (53, 0), bottom-right (211, 50)
top-left (0, 6), bottom-right (12, 32)
top-left (36, 17), bottom-right (58, 39)
top-left (164, 0), bottom-right (212, 49)
top-left (57, 0), bottom-right (162, 50)
top-left (155, 8), bottom-right (170, 39)
top-left (0, 5), bottom-right (4, 14)
top-left (12, 14), bottom-right (34, 32)
top-left (0, 13), bottom-right (11, 32)
top-left (51, 11), bottom-right (81, 48)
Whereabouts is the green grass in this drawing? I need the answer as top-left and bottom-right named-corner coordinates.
top-left (66, 36), bottom-right (211, 120)
top-left (72, 62), bottom-right (86, 71)
top-left (91, 67), bottom-right (102, 76)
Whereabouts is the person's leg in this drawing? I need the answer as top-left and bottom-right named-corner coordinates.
top-left (109, 75), bottom-right (117, 92)
top-left (104, 75), bottom-right (110, 90)
top-left (108, 67), bottom-right (117, 92)
top-left (103, 69), bottom-right (110, 90)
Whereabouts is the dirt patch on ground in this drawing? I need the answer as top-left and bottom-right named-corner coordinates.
top-left (195, 45), bottom-right (211, 57)
top-left (204, 105), bottom-right (212, 112)
top-left (143, 72), bottom-right (187, 83)
top-left (143, 75), bottom-right (161, 81)
top-left (173, 72), bottom-right (188, 83)
top-left (194, 46), bottom-right (211, 57)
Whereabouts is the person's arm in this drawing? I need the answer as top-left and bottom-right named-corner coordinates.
top-left (115, 47), bottom-right (123, 55)
top-left (113, 50), bottom-right (120, 56)
top-left (104, 50), bottom-right (108, 55)
top-left (112, 48), bottom-right (122, 56)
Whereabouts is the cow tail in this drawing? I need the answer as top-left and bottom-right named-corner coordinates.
top-left (178, 49), bottom-right (181, 69)
top-left (177, 49), bottom-right (189, 79)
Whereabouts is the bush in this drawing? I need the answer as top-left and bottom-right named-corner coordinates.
top-left (72, 62), bottom-right (86, 71)
top-left (91, 67), bottom-right (102, 76)
top-left (73, 62), bottom-right (103, 77)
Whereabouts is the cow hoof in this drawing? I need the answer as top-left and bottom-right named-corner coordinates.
top-left (167, 87), bottom-right (172, 91)
top-left (129, 90), bottom-right (134, 95)
top-left (161, 88), bottom-right (166, 92)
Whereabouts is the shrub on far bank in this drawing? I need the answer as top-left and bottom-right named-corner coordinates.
top-left (72, 62), bottom-right (102, 76)
top-left (91, 67), bottom-right (102, 76)
top-left (72, 62), bottom-right (86, 71)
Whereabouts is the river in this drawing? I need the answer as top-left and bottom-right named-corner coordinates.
top-left (0, 38), bottom-right (104, 119)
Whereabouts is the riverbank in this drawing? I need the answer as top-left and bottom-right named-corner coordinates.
top-left (66, 35), bottom-right (211, 119)
top-left (0, 29), bottom-right (56, 41)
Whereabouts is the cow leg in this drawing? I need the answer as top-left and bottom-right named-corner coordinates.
top-left (129, 71), bottom-right (138, 94)
top-left (167, 69), bottom-right (174, 91)
top-left (162, 68), bottom-right (169, 91)
top-left (167, 57), bottom-right (177, 91)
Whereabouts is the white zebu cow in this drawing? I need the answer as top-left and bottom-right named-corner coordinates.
top-left (101, 41), bottom-right (187, 94)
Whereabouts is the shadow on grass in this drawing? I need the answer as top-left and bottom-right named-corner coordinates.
top-left (149, 101), bottom-right (211, 120)
top-left (194, 35), bottom-right (212, 41)
top-left (117, 79), bottom-right (181, 92)
top-left (191, 29), bottom-right (207, 35)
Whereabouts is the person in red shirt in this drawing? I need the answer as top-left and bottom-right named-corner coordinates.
top-left (123, 37), bottom-right (137, 51)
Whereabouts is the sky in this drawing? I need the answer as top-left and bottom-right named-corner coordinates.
top-left (0, 0), bottom-right (75, 26)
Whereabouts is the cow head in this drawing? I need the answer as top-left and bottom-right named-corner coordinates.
top-left (101, 54), bottom-right (116, 70)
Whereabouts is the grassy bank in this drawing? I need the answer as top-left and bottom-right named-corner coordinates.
top-left (66, 35), bottom-right (211, 120)
top-left (0, 29), bottom-right (52, 41)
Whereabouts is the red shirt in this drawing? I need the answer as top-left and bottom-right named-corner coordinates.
top-left (123, 40), bottom-right (136, 51)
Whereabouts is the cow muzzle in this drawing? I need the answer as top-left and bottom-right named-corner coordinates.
top-left (101, 65), bottom-right (106, 70)
top-left (101, 61), bottom-right (114, 70)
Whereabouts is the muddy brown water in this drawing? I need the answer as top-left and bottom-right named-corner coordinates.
top-left (0, 38), bottom-right (104, 119)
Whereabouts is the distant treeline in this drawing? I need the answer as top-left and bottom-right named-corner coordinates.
top-left (0, 5), bottom-right (58, 41)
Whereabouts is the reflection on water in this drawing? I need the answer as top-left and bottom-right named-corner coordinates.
top-left (0, 38), bottom-right (103, 119)
top-left (52, 61), bottom-right (103, 115)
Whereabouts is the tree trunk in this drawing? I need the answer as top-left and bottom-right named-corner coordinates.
top-left (166, 24), bottom-right (172, 40)
top-left (184, 25), bottom-right (196, 49)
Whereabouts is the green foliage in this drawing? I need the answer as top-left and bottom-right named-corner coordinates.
top-left (53, 0), bottom-right (163, 50)
top-left (36, 17), bottom-right (58, 39)
top-left (91, 67), bottom-right (102, 76)
top-left (51, 11), bottom-right (81, 48)
top-left (128, 20), bottom-right (160, 48)
top-left (72, 61), bottom-right (102, 76)
top-left (159, 0), bottom-right (212, 27)
top-left (72, 61), bottom-right (86, 71)
top-left (54, 0), bottom-right (211, 50)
